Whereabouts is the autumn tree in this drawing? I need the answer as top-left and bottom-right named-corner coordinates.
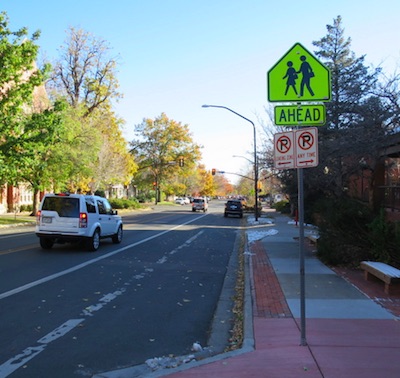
top-left (235, 169), bottom-right (255, 202)
top-left (48, 27), bottom-right (121, 116)
top-left (85, 107), bottom-right (137, 194)
top-left (191, 165), bottom-right (216, 198)
top-left (130, 113), bottom-right (202, 203)
top-left (213, 173), bottom-right (233, 197)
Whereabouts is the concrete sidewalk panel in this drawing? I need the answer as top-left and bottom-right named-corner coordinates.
top-left (288, 299), bottom-right (395, 319)
top-left (270, 257), bottom-right (335, 274)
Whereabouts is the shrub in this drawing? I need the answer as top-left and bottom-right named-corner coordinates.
top-left (367, 210), bottom-right (400, 267)
top-left (313, 197), bottom-right (375, 267)
top-left (273, 200), bottom-right (290, 213)
top-left (109, 198), bottom-right (140, 210)
top-left (19, 204), bottom-right (33, 213)
top-left (136, 194), bottom-right (154, 203)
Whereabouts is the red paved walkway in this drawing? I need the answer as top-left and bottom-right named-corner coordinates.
top-left (251, 240), bottom-right (291, 318)
top-left (164, 236), bottom-right (400, 378)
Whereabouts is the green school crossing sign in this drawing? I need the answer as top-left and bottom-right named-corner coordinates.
top-left (267, 43), bottom-right (331, 102)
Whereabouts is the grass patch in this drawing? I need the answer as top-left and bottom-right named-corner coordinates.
top-left (0, 214), bottom-right (35, 225)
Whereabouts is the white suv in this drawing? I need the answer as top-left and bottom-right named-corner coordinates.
top-left (36, 193), bottom-right (123, 251)
top-left (191, 197), bottom-right (208, 212)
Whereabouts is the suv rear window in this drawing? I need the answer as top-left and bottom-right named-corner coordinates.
top-left (227, 201), bottom-right (242, 207)
top-left (85, 197), bottom-right (97, 213)
top-left (42, 197), bottom-right (80, 218)
top-left (193, 198), bottom-right (204, 203)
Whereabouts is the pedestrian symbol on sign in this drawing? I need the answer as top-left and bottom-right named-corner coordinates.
top-left (283, 61), bottom-right (298, 96)
top-left (297, 55), bottom-right (314, 97)
top-left (283, 56), bottom-right (315, 98)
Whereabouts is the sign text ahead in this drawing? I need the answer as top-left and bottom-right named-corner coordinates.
top-left (274, 104), bottom-right (326, 126)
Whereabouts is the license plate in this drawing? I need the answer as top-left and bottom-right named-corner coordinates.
top-left (42, 217), bottom-right (52, 224)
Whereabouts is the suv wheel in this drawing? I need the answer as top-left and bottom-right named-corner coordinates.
top-left (40, 237), bottom-right (54, 249)
top-left (87, 228), bottom-right (100, 251)
top-left (112, 225), bottom-right (123, 244)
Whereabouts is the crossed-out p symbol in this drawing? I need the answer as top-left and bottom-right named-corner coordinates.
top-left (298, 131), bottom-right (314, 150)
top-left (276, 135), bottom-right (291, 153)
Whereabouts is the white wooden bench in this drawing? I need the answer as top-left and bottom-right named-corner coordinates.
top-left (307, 234), bottom-right (319, 244)
top-left (360, 261), bottom-right (400, 295)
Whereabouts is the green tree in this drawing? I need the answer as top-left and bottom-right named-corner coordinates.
top-left (303, 15), bottom-right (383, 200)
top-left (130, 113), bottom-right (202, 203)
top-left (47, 27), bottom-right (135, 195)
top-left (57, 105), bottom-right (103, 193)
top-left (0, 11), bottom-right (50, 184)
top-left (17, 100), bottom-right (70, 213)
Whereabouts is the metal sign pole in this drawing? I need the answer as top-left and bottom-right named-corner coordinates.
top-left (268, 40), bottom-right (329, 347)
top-left (298, 166), bottom-right (307, 346)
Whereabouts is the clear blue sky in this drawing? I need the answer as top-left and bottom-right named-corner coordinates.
top-left (4, 1), bottom-right (400, 183)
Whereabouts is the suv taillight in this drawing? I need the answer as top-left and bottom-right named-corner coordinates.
top-left (79, 212), bottom-right (88, 228)
top-left (36, 210), bottom-right (42, 225)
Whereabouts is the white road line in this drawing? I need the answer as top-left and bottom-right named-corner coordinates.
top-left (0, 319), bottom-right (84, 378)
top-left (0, 232), bottom-right (33, 240)
top-left (0, 216), bottom-right (209, 377)
top-left (0, 214), bottom-right (207, 300)
top-left (81, 288), bottom-right (126, 317)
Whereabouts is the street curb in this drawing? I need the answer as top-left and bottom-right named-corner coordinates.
top-left (93, 217), bottom-right (255, 378)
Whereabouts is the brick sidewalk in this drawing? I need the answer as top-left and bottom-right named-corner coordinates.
top-left (332, 266), bottom-right (400, 318)
top-left (250, 240), bottom-right (292, 318)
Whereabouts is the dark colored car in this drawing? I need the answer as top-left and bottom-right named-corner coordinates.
top-left (224, 199), bottom-right (243, 218)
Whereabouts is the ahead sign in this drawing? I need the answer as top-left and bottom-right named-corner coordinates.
top-left (274, 104), bottom-right (325, 126)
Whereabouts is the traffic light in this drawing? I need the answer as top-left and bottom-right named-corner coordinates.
top-left (152, 182), bottom-right (156, 189)
top-left (211, 168), bottom-right (216, 175)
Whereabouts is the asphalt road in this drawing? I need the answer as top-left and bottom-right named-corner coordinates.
top-left (0, 201), bottom-right (245, 377)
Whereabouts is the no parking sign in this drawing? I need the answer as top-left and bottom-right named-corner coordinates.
top-left (274, 127), bottom-right (318, 169)
top-left (295, 128), bottom-right (318, 168)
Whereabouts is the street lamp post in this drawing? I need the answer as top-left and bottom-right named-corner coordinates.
top-left (202, 104), bottom-right (258, 221)
top-left (232, 155), bottom-right (254, 165)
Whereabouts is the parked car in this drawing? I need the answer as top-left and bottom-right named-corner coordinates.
top-left (224, 199), bottom-right (243, 218)
top-left (192, 197), bottom-right (208, 212)
top-left (35, 193), bottom-right (123, 251)
top-left (175, 197), bottom-right (185, 205)
top-left (183, 197), bottom-right (191, 204)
